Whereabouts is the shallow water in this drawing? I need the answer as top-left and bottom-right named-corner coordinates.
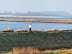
top-left (0, 21), bottom-right (72, 31)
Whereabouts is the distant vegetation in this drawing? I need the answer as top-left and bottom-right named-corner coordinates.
top-left (1, 28), bottom-right (72, 32)
top-left (1, 18), bottom-right (72, 24)
top-left (0, 11), bottom-right (72, 17)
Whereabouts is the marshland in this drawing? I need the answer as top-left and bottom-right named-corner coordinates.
top-left (0, 19), bottom-right (72, 54)
top-left (0, 0), bottom-right (72, 53)
top-left (0, 31), bottom-right (72, 54)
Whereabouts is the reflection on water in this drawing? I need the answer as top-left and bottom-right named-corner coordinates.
top-left (0, 21), bottom-right (72, 31)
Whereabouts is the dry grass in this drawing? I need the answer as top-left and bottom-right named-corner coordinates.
top-left (0, 28), bottom-right (71, 32)
top-left (45, 29), bottom-right (51, 32)
top-left (32, 29), bottom-right (41, 32)
top-left (6, 48), bottom-right (72, 54)
top-left (59, 29), bottom-right (69, 31)
top-left (16, 29), bottom-right (20, 32)
top-left (52, 28), bottom-right (58, 31)
top-left (1, 18), bottom-right (72, 23)
top-left (5, 28), bottom-right (11, 31)
top-left (45, 29), bottom-right (58, 32)
top-left (0, 18), bottom-right (38, 22)
top-left (42, 48), bottom-right (72, 54)
top-left (24, 29), bottom-right (27, 31)
top-left (6, 47), bottom-right (40, 54)
top-left (16, 29), bottom-right (28, 32)
top-left (1, 28), bottom-right (12, 32)
top-left (20, 29), bottom-right (24, 31)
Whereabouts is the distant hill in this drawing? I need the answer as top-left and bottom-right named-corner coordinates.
top-left (14, 11), bottom-right (72, 17)
top-left (0, 11), bottom-right (72, 18)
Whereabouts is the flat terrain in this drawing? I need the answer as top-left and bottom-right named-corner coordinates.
top-left (0, 31), bottom-right (72, 52)
top-left (0, 18), bottom-right (72, 23)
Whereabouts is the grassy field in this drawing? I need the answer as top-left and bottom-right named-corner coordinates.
top-left (0, 31), bottom-right (72, 54)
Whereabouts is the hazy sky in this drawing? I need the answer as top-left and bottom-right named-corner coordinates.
top-left (0, 0), bottom-right (72, 14)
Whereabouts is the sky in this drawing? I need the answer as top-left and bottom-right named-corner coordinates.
top-left (0, 0), bottom-right (72, 14)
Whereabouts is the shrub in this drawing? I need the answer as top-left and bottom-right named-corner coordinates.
top-left (24, 29), bottom-right (27, 31)
top-left (59, 29), bottom-right (69, 31)
top-left (20, 29), bottom-right (24, 31)
top-left (5, 28), bottom-right (11, 31)
top-left (32, 29), bottom-right (41, 32)
top-left (45, 29), bottom-right (51, 32)
top-left (1, 28), bottom-right (12, 32)
top-left (16, 29), bottom-right (20, 32)
top-left (51, 28), bottom-right (58, 31)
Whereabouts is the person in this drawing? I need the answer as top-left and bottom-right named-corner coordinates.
top-left (29, 24), bottom-right (32, 31)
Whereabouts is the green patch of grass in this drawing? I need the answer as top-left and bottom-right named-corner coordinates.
top-left (0, 31), bottom-right (72, 52)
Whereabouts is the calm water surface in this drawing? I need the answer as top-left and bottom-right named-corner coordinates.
top-left (0, 21), bottom-right (72, 31)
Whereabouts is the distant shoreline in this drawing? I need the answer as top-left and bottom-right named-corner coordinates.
top-left (0, 18), bottom-right (72, 24)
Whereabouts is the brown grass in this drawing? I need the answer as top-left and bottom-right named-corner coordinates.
top-left (52, 28), bottom-right (58, 31)
top-left (1, 18), bottom-right (72, 23)
top-left (6, 48), bottom-right (72, 54)
top-left (1, 28), bottom-right (12, 32)
top-left (20, 29), bottom-right (24, 31)
top-left (59, 29), bottom-right (69, 31)
top-left (45, 29), bottom-right (58, 32)
top-left (7, 47), bottom-right (40, 54)
top-left (42, 48), bottom-right (72, 54)
top-left (24, 29), bottom-right (27, 31)
top-left (45, 29), bottom-right (51, 32)
top-left (32, 29), bottom-right (41, 32)
top-left (16, 29), bottom-right (20, 32)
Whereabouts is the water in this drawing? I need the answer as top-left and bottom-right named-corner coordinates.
top-left (0, 17), bottom-right (72, 19)
top-left (0, 21), bottom-right (72, 31)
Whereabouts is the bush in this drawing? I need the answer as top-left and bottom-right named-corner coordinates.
top-left (16, 29), bottom-right (20, 32)
top-left (32, 29), bottom-right (41, 32)
top-left (45, 29), bottom-right (51, 32)
top-left (59, 29), bottom-right (69, 31)
top-left (20, 29), bottom-right (24, 31)
top-left (24, 29), bottom-right (27, 31)
top-left (1, 28), bottom-right (13, 32)
top-left (51, 28), bottom-right (58, 31)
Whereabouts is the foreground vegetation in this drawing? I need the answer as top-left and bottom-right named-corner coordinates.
top-left (0, 31), bottom-right (72, 54)
top-left (6, 47), bottom-right (72, 54)
top-left (42, 48), bottom-right (72, 54)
